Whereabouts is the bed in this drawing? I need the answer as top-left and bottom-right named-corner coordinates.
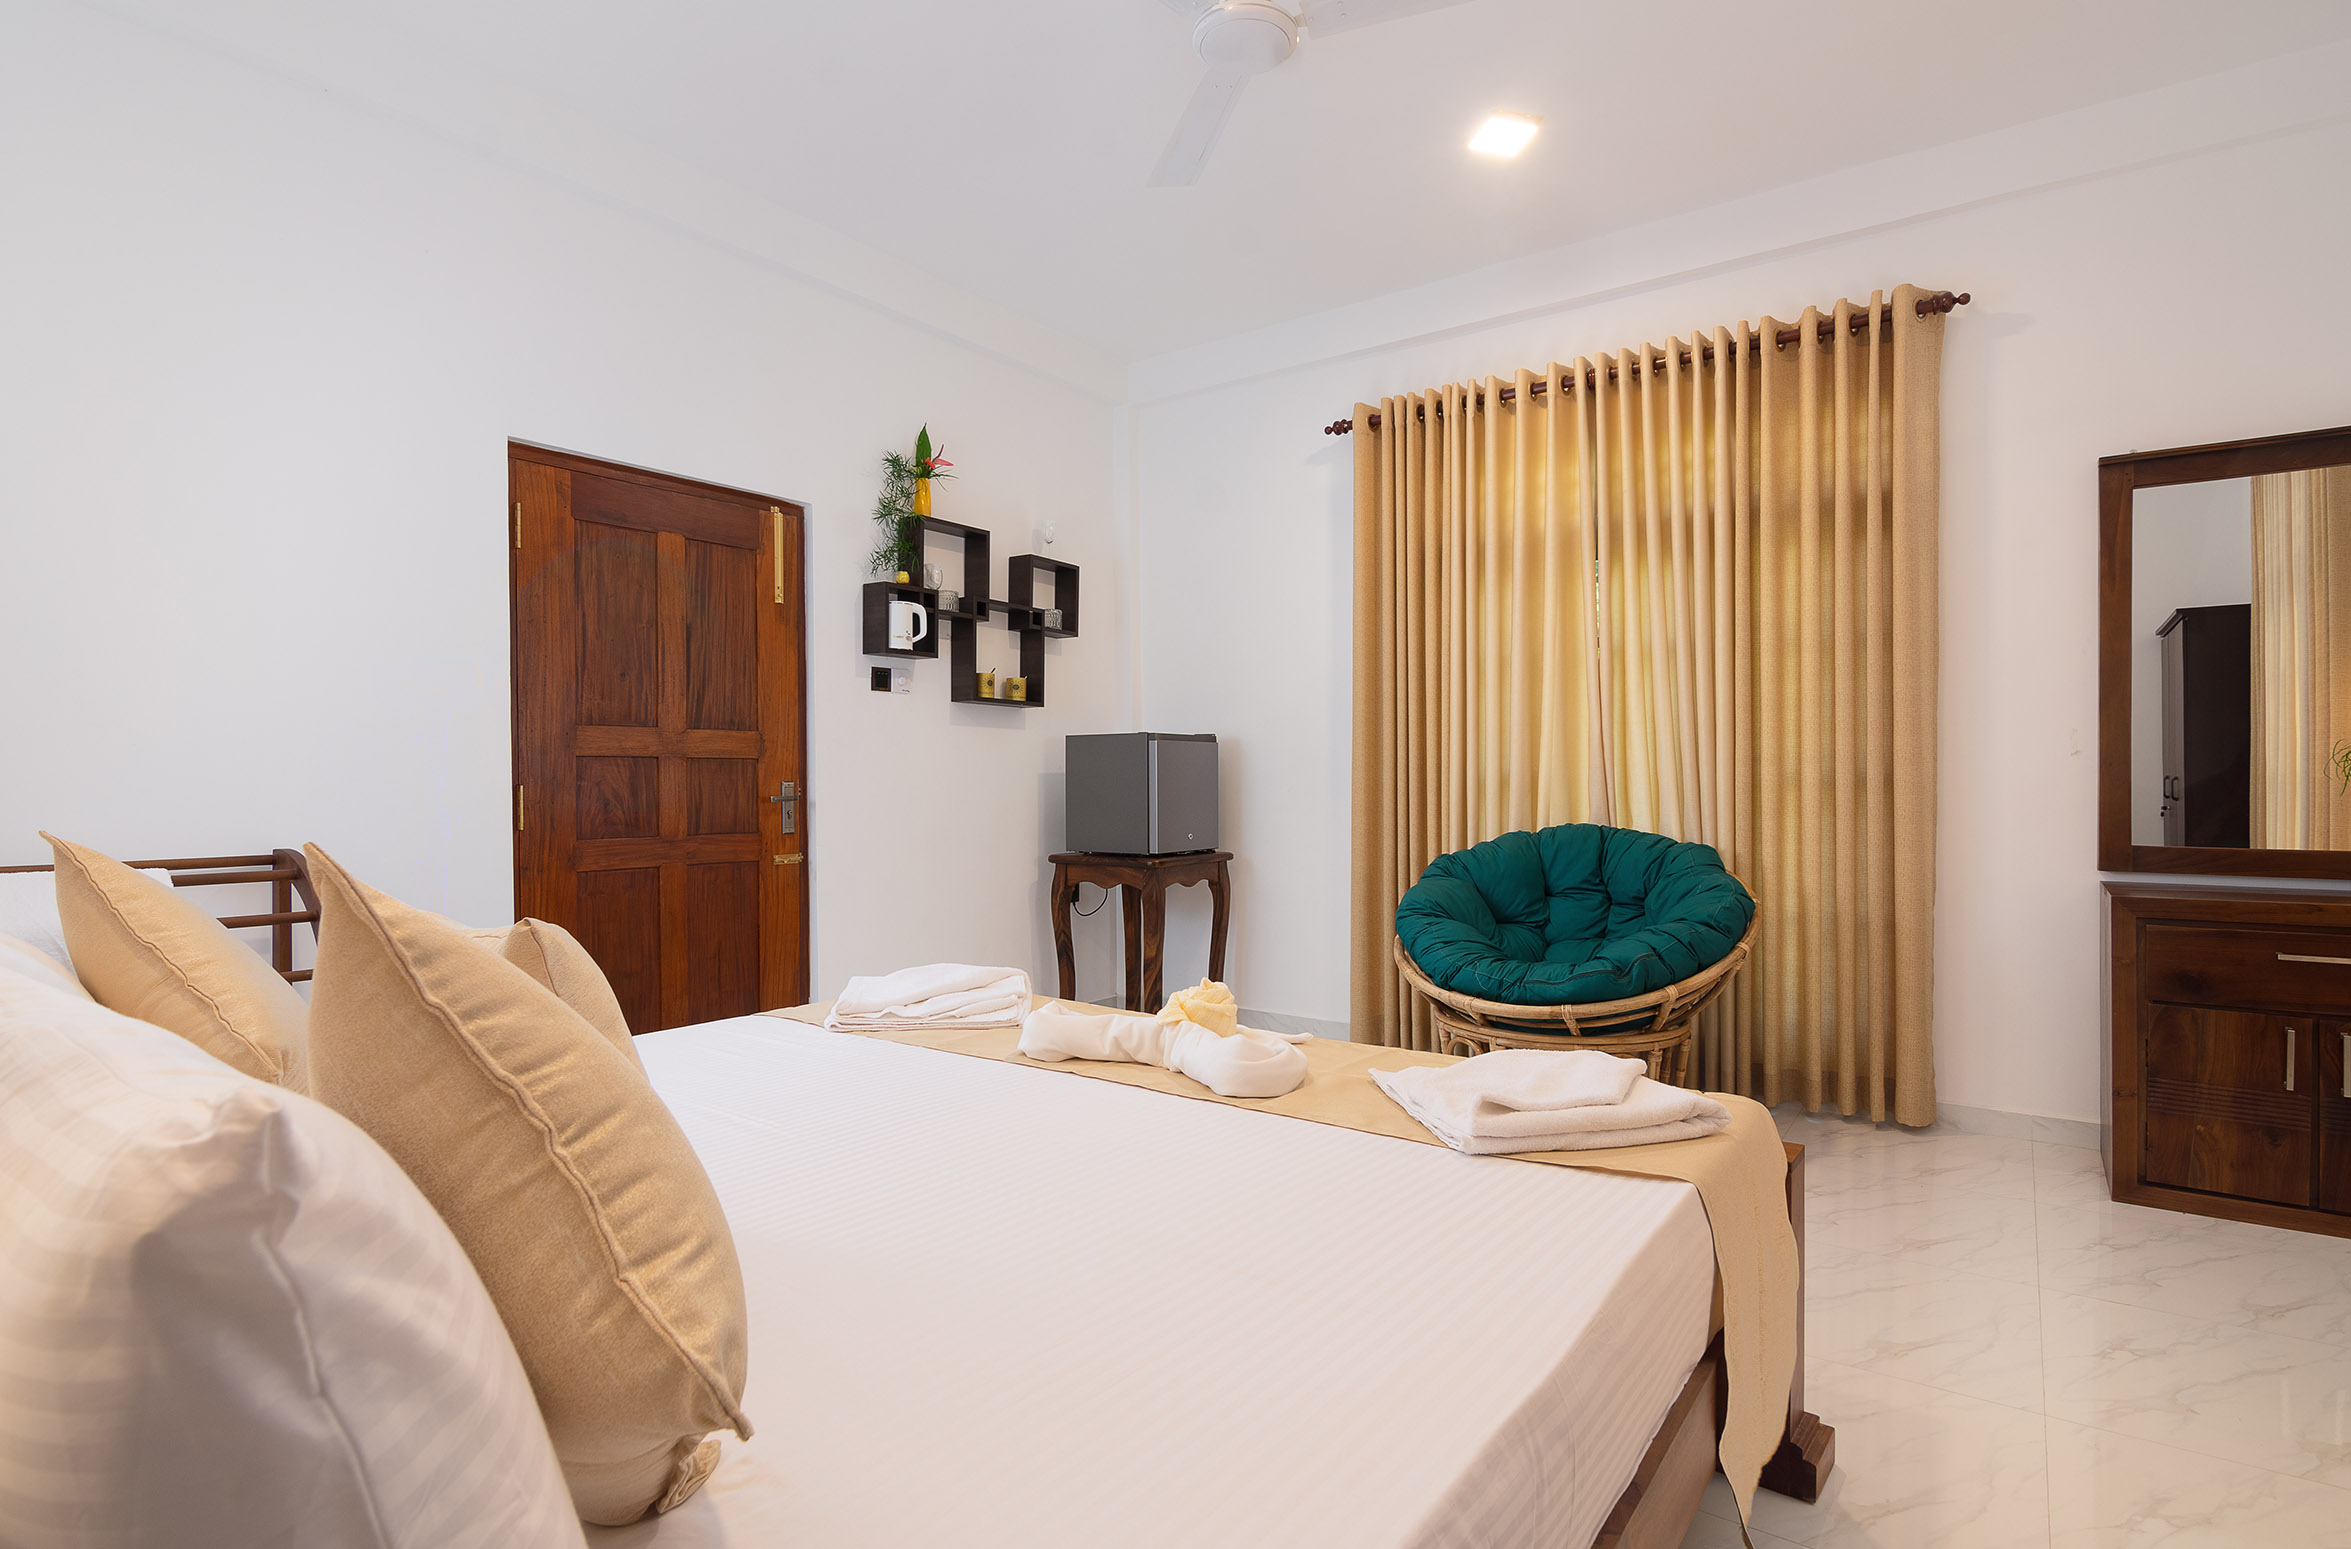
top-left (587, 1012), bottom-right (1825, 1549)
top-left (1, 846), bottom-right (1829, 1548)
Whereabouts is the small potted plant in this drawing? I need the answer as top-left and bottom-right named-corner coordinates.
top-left (870, 425), bottom-right (955, 582)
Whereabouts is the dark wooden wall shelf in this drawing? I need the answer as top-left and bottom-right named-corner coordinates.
top-left (860, 580), bottom-right (940, 659)
top-left (862, 514), bottom-right (1079, 710)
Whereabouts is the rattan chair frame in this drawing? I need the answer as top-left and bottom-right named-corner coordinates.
top-left (1392, 896), bottom-right (1758, 1088)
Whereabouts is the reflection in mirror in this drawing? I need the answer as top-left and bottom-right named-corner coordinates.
top-left (2131, 465), bottom-right (2351, 849)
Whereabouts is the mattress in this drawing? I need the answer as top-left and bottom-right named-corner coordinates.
top-left (590, 1015), bottom-right (1714, 1549)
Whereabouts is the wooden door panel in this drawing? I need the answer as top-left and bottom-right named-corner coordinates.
top-left (686, 861), bottom-right (761, 1024)
top-left (2144, 1004), bottom-right (2314, 1206)
top-left (682, 759), bottom-right (758, 836)
top-left (573, 523), bottom-right (662, 728)
top-left (572, 468), bottom-right (759, 549)
top-left (2321, 1020), bottom-right (2351, 1215)
top-left (576, 867), bottom-right (663, 1038)
top-left (685, 541), bottom-right (759, 732)
top-left (512, 446), bottom-right (809, 1032)
top-left (576, 757), bottom-right (660, 839)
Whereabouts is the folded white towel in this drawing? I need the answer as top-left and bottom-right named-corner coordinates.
top-left (1372, 1053), bottom-right (1730, 1155)
top-left (1435, 1048), bottom-right (1648, 1132)
top-left (827, 963), bottom-right (1031, 1029)
top-left (1019, 1002), bottom-right (1308, 1099)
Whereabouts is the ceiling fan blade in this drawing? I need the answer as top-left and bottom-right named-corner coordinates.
top-left (1147, 71), bottom-right (1247, 188)
top-left (1297, 0), bottom-right (1472, 35)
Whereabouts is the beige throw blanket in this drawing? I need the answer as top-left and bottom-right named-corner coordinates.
top-left (762, 998), bottom-right (1797, 1522)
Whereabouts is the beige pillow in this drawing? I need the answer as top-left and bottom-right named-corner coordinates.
top-left (0, 931), bottom-right (92, 1000)
top-left (303, 845), bottom-right (750, 1525)
top-left (45, 833), bottom-right (307, 1087)
top-left (460, 918), bottom-right (639, 1070)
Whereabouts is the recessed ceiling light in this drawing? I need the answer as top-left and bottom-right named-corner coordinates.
top-left (1468, 112), bottom-right (1541, 158)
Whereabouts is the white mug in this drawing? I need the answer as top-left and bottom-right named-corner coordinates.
top-left (888, 599), bottom-right (928, 651)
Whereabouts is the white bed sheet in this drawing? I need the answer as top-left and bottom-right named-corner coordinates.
top-left (591, 1016), bottom-right (1713, 1549)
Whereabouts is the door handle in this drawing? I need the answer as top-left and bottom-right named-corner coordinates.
top-left (2343, 1031), bottom-right (2349, 1100)
top-left (2279, 952), bottom-right (2351, 965)
top-left (2286, 1027), bottom-right (2297, 1092)
top-left (768, 780), bottom-right (798, 835)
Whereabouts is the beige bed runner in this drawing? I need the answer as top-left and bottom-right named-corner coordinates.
top-left (762, 999), bottom-right (1796, 1521)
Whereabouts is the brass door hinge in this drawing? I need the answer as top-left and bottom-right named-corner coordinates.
top-left (769, 508), bottom-right (786, 603)
top-left (516, 784), bottom-right (525, 831)
top-left (514, 501), bottom-right (523, 549)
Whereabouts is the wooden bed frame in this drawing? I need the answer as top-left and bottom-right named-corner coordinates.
top-left (1593, 1141), bottom-right (1833, 1547)
top-left (2, 846), bottom-right (1829, 1543)
top-left (0, 850), bottom-right (322, 982)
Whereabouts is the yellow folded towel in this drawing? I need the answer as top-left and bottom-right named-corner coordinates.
top-left (1156, 978), bottom-right (1239, 1037)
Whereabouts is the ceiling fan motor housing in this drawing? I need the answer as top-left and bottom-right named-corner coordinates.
top-left (1193, 1), bottom-right (1299, 76)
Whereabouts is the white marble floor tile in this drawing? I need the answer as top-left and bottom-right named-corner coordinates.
top-left (1807, 1130), bottom-right (2041, 1203)
top-left (2033, 1141), bottom-right (2112, 1207)
top-left (1697, 1360), bottom-right (2050, 1547)
top-left (2039, 1289), bottom-right (2351, 1489)
top-left (1805, 1241), bottom-right (2046, 1409)
top-left (2045, 1418), bottom-right (2351, 1548)
top-left (1669, 1119), bottom-right (2351, 1546)
top-left (2037, 1196), bottom-right (2351, 1347)
top-left (1810, 1171), bottom-right (2043, 1285)
top-left (1674, 1507), bottom-right (1809, 1549)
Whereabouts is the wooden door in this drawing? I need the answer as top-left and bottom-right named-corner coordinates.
top-left (2320, 1019), bottom-right (2351, 1215)
top-left (510, 445), bottom-right (808, 1033)
top-left (2142, 1004), bottom-right (2313, 1206)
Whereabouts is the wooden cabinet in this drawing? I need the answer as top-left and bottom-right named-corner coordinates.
top-left (2108, 883), bottom-right (2351, 1237)
top-left (2154, 605), bottom-right (2249, 849)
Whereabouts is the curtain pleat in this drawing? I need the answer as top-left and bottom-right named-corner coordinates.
top-left (1349, 285), bottom-right (1946, 1121)
top-left (2251, 467), bottom-right (2351, 849)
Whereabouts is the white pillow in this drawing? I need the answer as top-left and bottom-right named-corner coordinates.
top-left (0, 932), bottom-right (89, 999)
top-left (0, 963), bottom-right (586, 1549)
top-left (0, 863), bottom-right (176, 979)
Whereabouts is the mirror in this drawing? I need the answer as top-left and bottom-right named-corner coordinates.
top-left (2101, 426), bottom-right (2351, 876)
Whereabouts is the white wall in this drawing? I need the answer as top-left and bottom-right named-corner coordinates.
top-left (0, 1), bottom-right (1123, 996)
top-left (2128, 480), bottom-right (2252, 846)
top-left (1125, 66), bottom-right (2351, 1124)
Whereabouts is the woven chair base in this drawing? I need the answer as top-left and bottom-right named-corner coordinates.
top-left (1392, 909), bottom-right (1758, 1091)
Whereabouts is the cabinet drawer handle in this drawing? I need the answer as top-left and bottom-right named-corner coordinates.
top-left (2278, 952), bottom-right (2351, 965)
top-left (2344, 1031), bottom-right (2349, 1100)
top-left (2286, 1028), bottom-right (2297, 1092)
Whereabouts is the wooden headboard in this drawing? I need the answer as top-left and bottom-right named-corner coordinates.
top-left (0, 849), bottom-right (322, 983)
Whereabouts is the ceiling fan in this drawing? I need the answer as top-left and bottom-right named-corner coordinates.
top-left (1148, 0), bottom-right (1473, 187)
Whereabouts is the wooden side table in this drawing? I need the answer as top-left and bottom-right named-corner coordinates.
top-left (1049, 851), bottom-right (1232, 1012)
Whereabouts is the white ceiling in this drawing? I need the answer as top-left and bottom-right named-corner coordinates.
top-left (131, 0), bottom-right (2351, 361)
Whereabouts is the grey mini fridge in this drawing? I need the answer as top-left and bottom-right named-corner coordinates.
top-left (1064, 733), bottom-right (1219, 855)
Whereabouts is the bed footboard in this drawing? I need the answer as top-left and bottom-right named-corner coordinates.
top-left (1758, 1142), bottom-right (1834, 1502)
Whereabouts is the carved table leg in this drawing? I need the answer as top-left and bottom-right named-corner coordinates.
top-left (1120, 887), bottom-right (1143, 1011)
top-left (1139, 881), bottom-right (1167, 1013)
top-left (1206, 861), bottom-right (1231, 983)
top-left (1051, 863), bottom-right (1078, 1002)
top-left (1760, 1143), bottom-right (1835, 1502)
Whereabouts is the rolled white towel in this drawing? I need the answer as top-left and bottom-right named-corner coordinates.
top-left (1019, 1002), bottom-right (1308, 1099)
top-left (827, 963), bottom-right (1031, 1029)
top-left (1372, 1054), bottom-right (1729, 1155)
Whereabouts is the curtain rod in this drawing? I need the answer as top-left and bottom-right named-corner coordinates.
top-left (1320, 291), bottom-right (1969, 436)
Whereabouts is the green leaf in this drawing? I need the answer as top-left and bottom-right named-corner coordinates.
top-left (915, 424), bottom-right (933, 463)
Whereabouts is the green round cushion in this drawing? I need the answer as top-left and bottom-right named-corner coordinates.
top-left (1394, 824), bottom-right (1754, 1007)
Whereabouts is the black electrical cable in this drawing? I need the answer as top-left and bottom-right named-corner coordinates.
top-left (1072, 882), bottom-right (1107, 918)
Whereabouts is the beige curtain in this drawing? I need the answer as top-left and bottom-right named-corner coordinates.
top-left (2251, 466), bottom-right (2351, 848)
top-left (1351, 285), bottom-right (1945, 1123)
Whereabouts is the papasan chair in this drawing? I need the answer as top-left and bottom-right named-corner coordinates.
top-left (1391, 823), bottom-right (1757, 1087)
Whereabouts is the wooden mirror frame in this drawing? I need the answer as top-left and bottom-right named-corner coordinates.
top-left (2098, 423), bottom-right (2351, 877)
